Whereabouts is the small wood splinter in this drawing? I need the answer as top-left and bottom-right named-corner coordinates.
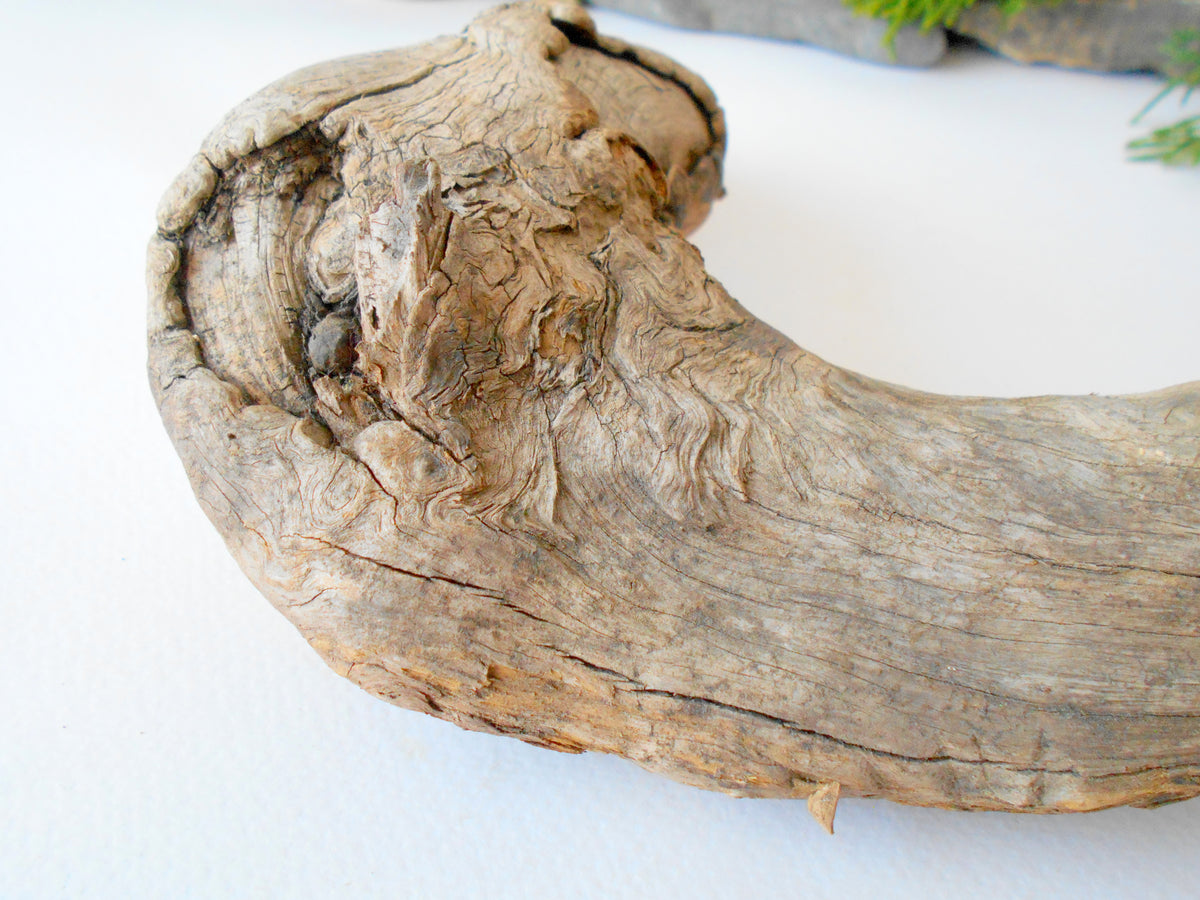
top-left (149, 1), bottom-right (1200, 817)
top-left (807, 782), bottom-right (842, 834)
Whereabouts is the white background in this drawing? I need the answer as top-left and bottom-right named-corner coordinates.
top-left (3, 0), bottom-right (1198, 897)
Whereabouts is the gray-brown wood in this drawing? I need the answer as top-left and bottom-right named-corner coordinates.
top-left (148, 0), bottom-right (1200, 816)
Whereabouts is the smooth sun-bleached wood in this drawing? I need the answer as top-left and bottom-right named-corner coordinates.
top-left (148, 1), bottom-right (1200, 823)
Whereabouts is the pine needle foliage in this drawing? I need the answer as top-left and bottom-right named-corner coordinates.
top-left (1129, 30), bottom-right (1200, 167)
top-left (1128, 116), bottom-right (1200, 166)
top-left (845, 0), bottom-right (1040, 46)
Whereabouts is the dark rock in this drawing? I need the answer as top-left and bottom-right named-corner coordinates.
top-left (589, 0), bottom-right (948, 67)
top-left (954, 0), bottom-right (1200, 75)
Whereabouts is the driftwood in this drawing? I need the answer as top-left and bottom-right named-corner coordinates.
top-left (148, 1), bottom-right (1200, 824)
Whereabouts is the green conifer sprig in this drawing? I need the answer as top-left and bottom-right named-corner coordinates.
top-left (844, 0), bottom-right (1039, 47)
top-left (1128, 116), bottom-right (1200, 166)
top-left (1128, 30), bottom-right (1200, 167)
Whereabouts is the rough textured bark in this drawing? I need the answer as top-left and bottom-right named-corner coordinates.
top-left (149, 1), bottom-right (1200, 817)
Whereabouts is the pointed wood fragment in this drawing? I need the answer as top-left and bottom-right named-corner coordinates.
top-left (807, 782), bottom-right (841, 835)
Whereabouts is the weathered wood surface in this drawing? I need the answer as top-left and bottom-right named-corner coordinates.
top-left (148, 1), bottom-right (1200, 817)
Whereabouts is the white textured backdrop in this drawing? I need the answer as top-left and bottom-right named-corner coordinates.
top-left (3, 1), bottom-right (1198, 896)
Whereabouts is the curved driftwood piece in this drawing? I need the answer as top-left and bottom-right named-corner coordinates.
top-left (149, 1), bottom-right (1200, 816)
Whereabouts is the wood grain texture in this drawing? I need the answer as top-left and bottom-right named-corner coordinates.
top-left (148, 0), bottom-right (1200, 814)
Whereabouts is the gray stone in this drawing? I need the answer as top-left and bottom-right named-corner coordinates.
top-left (589, 0), bottom-right (948, 67)
top-left (954, 0), bottom-right (1200, 76)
